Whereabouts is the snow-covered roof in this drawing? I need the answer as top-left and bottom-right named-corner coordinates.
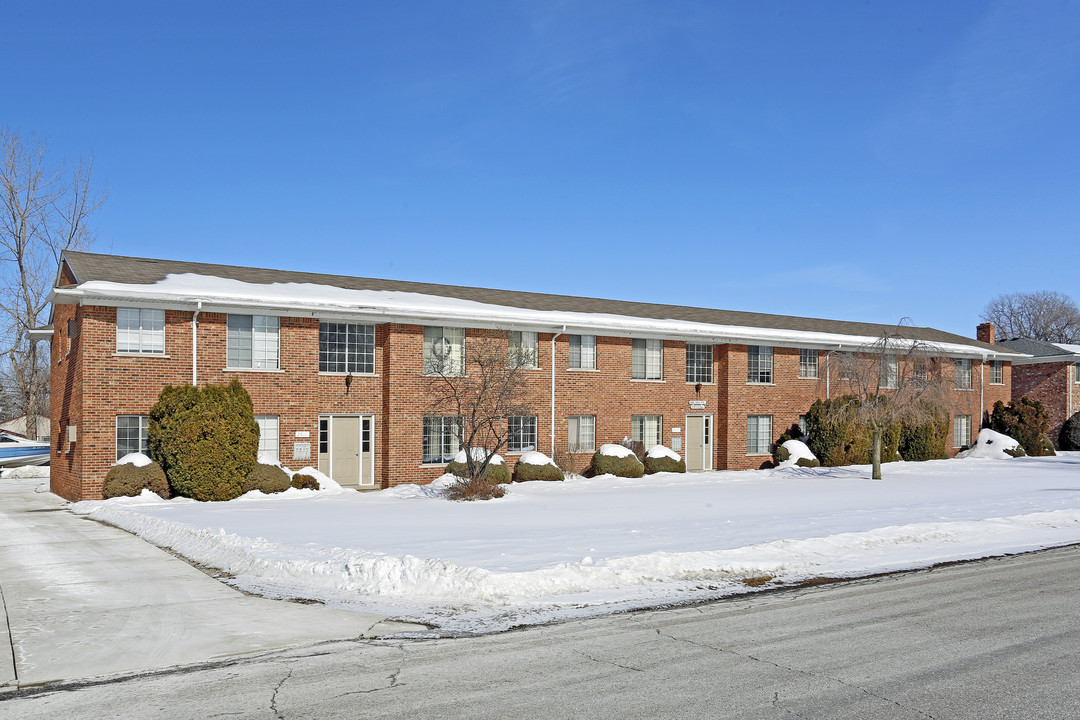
top-left (997, 338), bottom-right (1080, 364)
top-left (51, 251), bottom-right (1023, 358)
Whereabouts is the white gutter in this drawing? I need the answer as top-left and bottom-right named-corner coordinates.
top-left (192, 301), bottom-right (202, 385)
top-left (550, 326), bottom-right (566, 454)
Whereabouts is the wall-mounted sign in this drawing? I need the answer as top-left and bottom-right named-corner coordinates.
top-left (689, 400), bottom-right (707, 410)
top-left (295, 430), bottom-right (310, 438)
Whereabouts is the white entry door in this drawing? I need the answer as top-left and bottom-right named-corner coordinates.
top-left (319, 414), bottom-right (375, 487)
top-left (685, 415), bottom-right (713, 471)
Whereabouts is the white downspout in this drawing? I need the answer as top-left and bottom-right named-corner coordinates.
top-left (550, 326), bottom-right (566, 454)
top-left (980, 354), bottom-right (986, 429)
top-left (192, 301), bottom-right (202, 386)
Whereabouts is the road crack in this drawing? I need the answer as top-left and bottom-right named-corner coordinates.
top-left (573, 649), bottom-right (643, 673)
top-left (270, 666), bottom-right (294, 720)
top-left (329, 642), bottom-right (406, 698)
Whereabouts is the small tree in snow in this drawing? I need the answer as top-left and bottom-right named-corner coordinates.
top-left (826, 322), bottom-right (954, 480)
top-left (425, 331), bottom-right (531, 498)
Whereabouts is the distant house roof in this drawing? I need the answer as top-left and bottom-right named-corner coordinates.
top-left (0, 416), bottom-right (50, 441)
top-left (53, 250), bottom-right (1022, 358)
top-left (997, 338), bottom-right (1080, 364)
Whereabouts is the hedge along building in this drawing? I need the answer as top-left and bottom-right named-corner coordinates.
top-left (38, 251), bottom-right (1024, 502)
top-left (991, 332), bottom-right (1080, 448)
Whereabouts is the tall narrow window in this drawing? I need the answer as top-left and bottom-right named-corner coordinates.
top-left (116, 415), bottom-right (149, 460)
top-left (631, 415), bottom-right (661, 449)
top-left (116, 308), bottom-right (165, 354)
top-left (880, 355), bottom-right (899, 389)
top-left (255, 415), bottom-right (280, 463)
top-left (227, 315), bottom-right (280, 369)
top-left (423, 327), bottom-right (464, 375)
top-left (568, 415), bottom-right (595, 452)
top-left (686, 343), bottom-right (713, 383)
top-left (955, 359), bottom-right (972, 390)
top-left (508, 416), bottom-right (538, 452)
top-left (568, 335), bottom-right (596, 369)
top-left (954, 415), bottom-right (971, 448)
top-left (799, 349), bottom-right (818, 379)
top-left (1074, 363), bottom-right (1079, 383)
top-left (990, 360), bottom-right (1004, 385)
top-left (509, 331), bottom-right (539, 368)
top-left (632, 339), bottom-right (662, 380)
top-left (319, 323), bottom-right (375, 374)
top-left (422, 416), bottom-right (461, 464)
top-left (747, 415), bottom-right (773, 454)
top-left (747, 346), bottom-right (773, 384)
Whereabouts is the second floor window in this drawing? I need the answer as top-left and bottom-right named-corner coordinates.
top-left (632, 338), bottom-right (662, 380)
top-left (568, 335), bottom-right (596, 369)
top-left (319, 322), bottom-right (375, 374)
top-left (880, 355), bottom-right (899, 389)
top-left (686, 343), bottom-right (712, 383)
top-left (990, 360), bottom-right (1004, 385)
top-left (227, 315), bottom-right (279, 369)
top-left (423, 326), bottom-right (464, 375)
top-left (955, 359), bottom-right (972, 390)
top-left (799, 349), bottom-right (818, 379)
top-left (509, 331), bottom-right (539, 368)
top-left (117, 308), bottom-right (165, 354)
top-left (747, 346), bottom-right (773, 384)
top-left (1074, 363), bottom-right (1079, 383)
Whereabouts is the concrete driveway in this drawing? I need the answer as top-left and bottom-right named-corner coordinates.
top-left (0, 477), bottom-right (423, 691)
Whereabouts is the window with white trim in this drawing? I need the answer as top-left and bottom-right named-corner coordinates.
top-left (568, 415), bottom-right (595, 452)
top-left (990, 360), bottom-right (1004, 385)
top-left (631, 415), bottom-right (662, 449)
top-left (632, 339), bottom-right (662, 380)
top-left (686, 343), bottom-right (713, 383)
top-left (880, 355), bottom-right (899, 389)
top-left (227, 315), bottom-right (279, 369)
top-left (799, 349), bottom-right (818, 379)
top-left (508, 415), bottom-right (537, 452)
top-left (319, 322), bottom-right (375, 374)
top-left (509, 331), bottom-right (539, 369)
top-left (116, 308), bottom-right (165, 354)
top-left (747, 346), bottom-right (773, 384)
top-left (423, 326), bottom-right (464, 375)
top-left (955, 359), bottom-right (972, 390)
top-left (1074, 362), bottom-right (1079, 383)
top-left (954, 415), bottom-right (971, 448)
top-left (422, 416), bottom-right (461, 463)
top-left (568, 335), bottom-right (596, 369)
top-left (747, 415), bottom-right (772, 455)
top-left (255, 415), bottom-right (280, 463)
top-left (116, 415), bottom-right (149, 460)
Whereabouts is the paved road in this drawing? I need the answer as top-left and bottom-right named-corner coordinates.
top-left (0, 478), bottom-right (422, 691)
top-left (4, 542), bottom-right (1079, 719)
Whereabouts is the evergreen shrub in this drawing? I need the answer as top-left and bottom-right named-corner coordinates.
top-left (512, 461), bottom-right (564, 482)
top-left (242, 464), bottom-right (291, 494)
top-left (588, 450), bottom-right (645, 478)
top-left (990, 397), bottom-right (1056, 457)
top-left (898, 408), bottom-right (950, 462)
top-left (290, 473), bottom-right (321, 490)
top-left (1060, 411), bottom-right (1080, 451)
top-left (102, 461), bottom-right (170, 499)
top-left (446, 459), bottom-right (512, 484)
top-left (643, 453), bottom-right (686, 474)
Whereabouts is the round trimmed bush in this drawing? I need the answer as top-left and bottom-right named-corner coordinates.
top-left (513, 461), bottom-right (564, 483)
top-left (290, 473), bottom-right (321, 490)
top-left (795, 457), bottom-right (821, 468)
top-left (102, 461), bottom-right (170, 499)
top-left (446, 459), bottom-right (511, 484)
top-left (242, 464), bottom-right (291, 494)
top-left (643, 451), bottom-right (686, 474)
top-left (588, 446), bottom-right (644, 478)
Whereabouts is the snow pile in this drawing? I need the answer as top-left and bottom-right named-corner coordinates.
top-left (71, 453), bottom-right (1080, 635)
top-left (956, 429), bottom-right (1022, 459)
top-left (287, 466), bottom-right (344, 492)
top-left (453, 448), bottom-right (504, 465)
top-left (518, 451), bottom-right (557, 467)
top-left (776, 440), bottom-right (817, 468)
top-left (599, 443), bottom-right (636, 458)
top-left (0, 465), bottom-right (51, 479)
top-left (114, 452), bottom-right (154, 468)
top-left (646, 445), bottom-right (682, 462)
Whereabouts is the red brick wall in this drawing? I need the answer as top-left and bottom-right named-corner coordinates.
top-left (1012, 362), bottom-right (1077, 448)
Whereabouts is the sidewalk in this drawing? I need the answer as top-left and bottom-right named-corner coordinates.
top-left (0, 477), bottom-right (424, 691)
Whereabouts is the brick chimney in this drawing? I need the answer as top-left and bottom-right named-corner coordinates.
top-left (977, 322), bottom-right (995, 345)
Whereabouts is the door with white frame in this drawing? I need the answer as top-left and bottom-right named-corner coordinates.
top-left (318, 414), bottom-right (375, 487)
top-left (685, 414), bottom-right (713, 471)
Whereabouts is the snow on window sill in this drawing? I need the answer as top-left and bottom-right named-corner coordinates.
top-left (225, 367), bottom-right (285, 373)
top-left (114, 352), bottom-right (170, 358)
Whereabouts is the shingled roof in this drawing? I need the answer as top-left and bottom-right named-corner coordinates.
top-left (60, 250), bottom-right (1004, 353)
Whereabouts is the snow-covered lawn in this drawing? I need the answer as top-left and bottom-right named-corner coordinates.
top-left (72, 454), bottom-right (1080, 634)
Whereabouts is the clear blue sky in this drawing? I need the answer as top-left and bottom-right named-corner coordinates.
top-left (4, 1), bottom-right (1078, 337)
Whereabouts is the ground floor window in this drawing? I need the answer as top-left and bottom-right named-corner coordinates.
top-left (423, 416), bottom-right (461, 464)
top-left (116, 415), bottom-right (149, 461)
top-left (631, 415), bottom-right (661, 450)
top-left (954, 415), bottom-right (971, 449)
top-left (508, 415), bottom-right (538, 452)
top-left (747, 415), bottom-right (772, 455)
top-left (568, 415), bottom-right (595, 452)
top-left (255, 415), bottom-right (280, 463)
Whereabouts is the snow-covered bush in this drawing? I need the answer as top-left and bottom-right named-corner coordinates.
top-left (775, 440), bottom-right (819, 469)
top-left (589, 444), bottom-right (644, 478)
top-left (446, 449), bottom-right (511, 484)
top-left (242, 464), bottom-right (291, 494)
top-left (290, 473), bottom-right (321, 490)
top-left (102, 455), bottom-right (170, 499)
top-left (643, 445), bottom-right (686, 474)
top-left (956, 428), bottom-right (1025, 459)
top-left (512, 451), bottom-right (564, 482)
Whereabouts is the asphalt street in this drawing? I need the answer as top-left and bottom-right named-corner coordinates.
top-left (3, 542), bottom-right (1079, 719)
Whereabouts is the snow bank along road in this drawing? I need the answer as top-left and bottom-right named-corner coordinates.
top-left (4, 545), bottom-right (1079, 719)
top-left (73, 452), bottom-right (1080, 634)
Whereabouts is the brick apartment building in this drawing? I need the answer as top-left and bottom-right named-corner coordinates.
top-left (40, 251), bottom-right (1022, 501)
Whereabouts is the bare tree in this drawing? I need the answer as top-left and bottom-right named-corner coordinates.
top-left (425, 331), bottom-right (532, 496)
top-left (1, 127), bottom-right (106, 441)
top-left (827, 322), bottom-right (955, 480)
top-left (981, 291), bottom-right (1080, 343)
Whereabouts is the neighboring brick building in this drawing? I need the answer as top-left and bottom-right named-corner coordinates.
top-left (40, 252), bottom-right (1021, 501)
top-left (993, 331), bottom-right (1080, 448)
